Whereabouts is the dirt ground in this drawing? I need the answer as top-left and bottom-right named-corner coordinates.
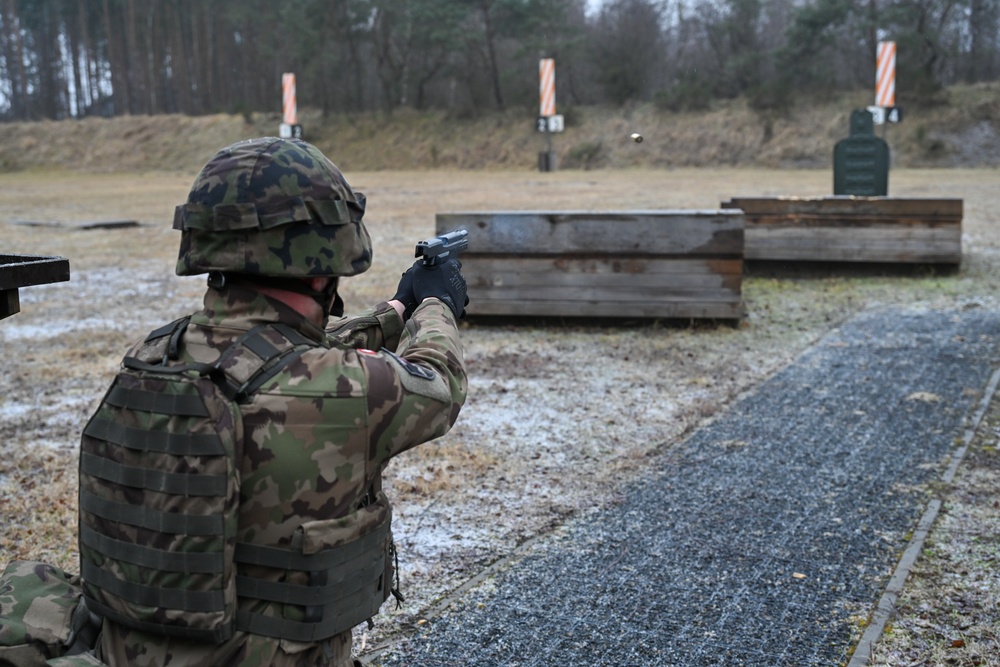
top-left (2, 167), bottom-right (999, 664)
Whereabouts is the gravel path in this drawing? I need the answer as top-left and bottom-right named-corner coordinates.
top-left (370, 305), bottom-right (1000, 667)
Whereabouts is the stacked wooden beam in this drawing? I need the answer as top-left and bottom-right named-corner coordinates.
top-left (435, 210), bottom-right (745, 321)
top-left (722, 197), bottom-right (962, 265)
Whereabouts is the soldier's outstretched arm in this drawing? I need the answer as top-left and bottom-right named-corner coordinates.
top-left (326, 301), bottom-right (406, 351)
top-left (328, 251), bottom-right (468, 352)
top-left (356, 298), bottom-right (467, 463)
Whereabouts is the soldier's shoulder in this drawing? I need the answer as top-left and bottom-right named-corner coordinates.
top-left (261, 344), bottom-right (369, 399)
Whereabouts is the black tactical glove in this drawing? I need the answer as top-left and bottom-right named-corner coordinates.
top-left (411, 258), bottom-right (469, 320)
top-left (392, 264), bottom-right (419, 319)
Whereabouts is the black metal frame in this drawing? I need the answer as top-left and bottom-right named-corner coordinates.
top-left (0, 254), bottom-right (71, 320)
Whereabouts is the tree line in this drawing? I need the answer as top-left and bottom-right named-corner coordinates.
top-left (1, 0), bottom-right (998, 122)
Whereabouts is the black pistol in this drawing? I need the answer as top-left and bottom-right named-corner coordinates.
top-left (415, 229), bottom-right (469, 267)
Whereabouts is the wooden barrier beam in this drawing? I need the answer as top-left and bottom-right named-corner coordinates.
top-left (436, 210), bottom-right (745, 321)
top-left (722, 196), bottom-right (962, 265)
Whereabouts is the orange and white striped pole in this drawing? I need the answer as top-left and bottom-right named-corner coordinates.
top-left (876, 41), bottom-right (895, 108)
top-left (282, 73), bottom-right (297, 125)
top-left (539, 58), bottom-right (555, 118)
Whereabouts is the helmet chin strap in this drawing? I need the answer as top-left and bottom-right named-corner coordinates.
top-left (324, 282), bottom-right (345, 317)
top-left (208, 272), bottom-right (343, 316)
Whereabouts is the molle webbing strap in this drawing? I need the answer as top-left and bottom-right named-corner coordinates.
top-left (232, 509), bottom-right (392, 641)
top-left (144, 317), bottom-right (189, 343)
top-left (120, 357), bottom-right (215, 375)
top-left (79, 490), bottom-right (224, 535)
top-left (136, 315), bottom-right (189, 363)
top-left (79, 525), bottom-right (223, 574)
top-left (250, 322), bottom-right (314, 360)
top-left (235, 556), bottom-right (383, 606)
top-left (167, 319), bottom-right (188, 360)
top-left (81, 560), bottom-right (225, 612)
top-left (82, 597), bottom-right (230, 645)
top-left (217, 323), bottom-right (315, 401)
top-left (234, 583), bottom-right (382, 643)
top-left (242, 332), bottom-right (280, 358)
top-left (83, 416), bottom-right (224, 456)
top-left (234, 516), bottom-right (390, 572)
top-left (104, 384), bottom-right (209, 417)
top-left (80, 451), bottom-right (226, 496)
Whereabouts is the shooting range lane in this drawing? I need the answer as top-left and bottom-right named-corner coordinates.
top-left (371, 306), bottom-right (1000, 667)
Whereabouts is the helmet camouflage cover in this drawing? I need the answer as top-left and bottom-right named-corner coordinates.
top-left (173, 137), bottom-right (372, 278)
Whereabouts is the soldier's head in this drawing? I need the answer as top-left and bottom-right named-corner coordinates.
top-left (173, 137), bottom-right (372, 314)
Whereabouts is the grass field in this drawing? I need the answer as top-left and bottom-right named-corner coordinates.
top-left (2, 167), bottom-right (999, 664)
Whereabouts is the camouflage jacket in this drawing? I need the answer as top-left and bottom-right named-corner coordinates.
top-left (97, 285), bottom-right (467, 667)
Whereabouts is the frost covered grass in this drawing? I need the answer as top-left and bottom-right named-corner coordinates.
top-left (2, 168), bottom-right (999, 658)
top-left (868, 398), bottom-right (1000, 667)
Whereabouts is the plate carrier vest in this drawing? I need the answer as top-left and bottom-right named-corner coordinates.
top-left (79, 318), bottom-right (393, 644)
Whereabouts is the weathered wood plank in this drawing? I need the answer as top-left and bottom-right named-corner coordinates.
top-left (463, 257), bottom-right (741, 289)
top-left (437, 210), bottom-right (745, 320)
top-left (746, 227), bottom-right (961, 252)
top-left (722, 196), bottom-right (962, 264)
top-left (462, 257), bottom-right (743, 318)
top-left (470, 284), bottom-right (742, 303)
top-left (747, 237), bottom-right (961, 264)
top-left (724, 197), bottom-right (963, 218)
top-left (469, 298), bottom-right (745, 320)
top-left (437, 210), bottom-right (744, 257)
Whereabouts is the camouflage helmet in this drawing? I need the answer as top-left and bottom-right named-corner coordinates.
top-left (173, 137), bottom-right (372, 278)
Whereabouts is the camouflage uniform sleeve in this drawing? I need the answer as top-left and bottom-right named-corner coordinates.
top-left (326, 301), bottom-right (405, 350)
top-left (360, 298), bottom-right (468, 462)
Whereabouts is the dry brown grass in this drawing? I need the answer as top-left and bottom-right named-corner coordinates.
top-left (1, 81), bottom-right (998, 175)
top-left (3, 166), bottom-right (1000, 659)
top-left (0, 448), bottom-right (78, 574)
